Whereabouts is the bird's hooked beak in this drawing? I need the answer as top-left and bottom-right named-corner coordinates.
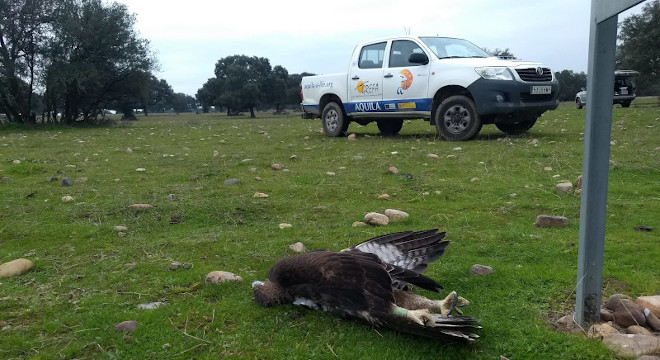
top-left (251, 280), bottom-right (264, 288)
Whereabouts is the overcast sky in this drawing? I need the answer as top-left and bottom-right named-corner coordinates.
top-left (115, 0), bottom-right (645, 96)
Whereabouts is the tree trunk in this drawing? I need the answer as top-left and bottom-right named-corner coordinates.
top-left (249, 106), bottom-right (255, 118)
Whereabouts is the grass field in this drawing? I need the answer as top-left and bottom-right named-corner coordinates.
top-left (1, 98), bottom-right (659, 359)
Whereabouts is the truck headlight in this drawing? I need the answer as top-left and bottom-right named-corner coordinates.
top-left (475, 67), bottom-right (513, 80)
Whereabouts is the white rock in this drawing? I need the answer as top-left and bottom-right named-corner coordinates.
top-left (326, 172), bottom-right (336, 176)
top-left (544, 167), bottom-right (553, 171)
top-left (253, 192), bottom-right (269, 198)
top-left (205, 271), bottom-right (243, 284)
top-left (61, 196), bottom-right (74, 203)
top-left (347, 134), bottom-right (357, 141)
top-left (114, 226), bottom-right (128, 232)
top-left (289, 242), bottom-right (306, 253)
top-left (453, 147), bottom-right (462, 151)
top-left (136, 168), bottom-right (146, 172)
top-left (279, 223), bottom-right (293, 229)
top-left (556, 182), bottom-right (573, 194)
top-left (378, 194), bottom-right (390, 199)
top-left (12, 160), bottom-right (20, 165)
top-left (352, 221), bottom-right (367, 227)
top-left (0, 259), bottom-right (34, 278)
top-left (364, 212), bottom-right (389, 226)
top-left (384, 209), bottom-right (409, 221)
top-left (387, 166), bottom-right (399, 174)
top-left (427, 153), bottom-right (439, 159)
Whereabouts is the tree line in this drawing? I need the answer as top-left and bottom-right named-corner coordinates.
top-left (0, 0), bottom-right (196, 124)
top-left (2, 0), bottom-right (657, 125)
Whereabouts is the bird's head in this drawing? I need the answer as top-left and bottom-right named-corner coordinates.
top-left (252, 280), bottom-right (286, 307)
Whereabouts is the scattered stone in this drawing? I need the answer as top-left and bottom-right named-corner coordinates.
top-left (453, 147), bottom-right (462, 151)
top-left (447, 154), bottom-right (456, 158)
top-left (162, 343), bottom-right (172, 349)
top-left (114, 226), bottom-right (128, 232)
top-left (290, 155), bottom-right (298, 160)
top-left (46, 176), bottom-right (58, 182)
top-left (189, 175), bottom-right (199, 181)
top-left (128, 203), bottom-right (153, 210)
top-left (384, 209), bottom-right (409, 221)
top-left (628, 325), bottom-right (653, 336)
top-left (213, 150), bottom-right (219, 157)
top-left (588, 322), bottom-right (619, 339)
top-left (470, 177), bottom-right (480, 182)
top-left (353, 155), bottom-right (363, 160)
top-left (470, 264), bottom-right (493, 276)
top-left (282, 169), bottom-right (290, 173)
top-left (645, 308), bottom-right (660, 331)
top-left (575, 174), bottom-right (582, 189)
top-left (205, 271), bottom-right (243, 284)
top-left (289, 242), bottom-right (306, 253)
top-left (614, 304), bottom-right (646, 328)
top-left (61, 177), bottom-right (73, 187)
top-left (543, 167), bottom-right (553, 171)
top-left (364, 212), bottom-right (389, 226)
top-left (169, 215), bottom-right (180, 224)
top-left (114, 321), bottom-right (138, 332)
top-left (137, 302), bottom-right (165, 310)
top-left (182, 263), bottom-right (192, 269)
top-left (556, 181), bottom-right (573, 194)
top-left (279, 223), bottom-right (292, 229)
top-left (534, 215), bottom-right (569, 228)
top-left (167, 194), bottom-right (178, 201)
top-left (326, 172), bottom-right (336, 176)
top-left (606, 294), bottom-right (633, 311)
top-left (0, 259), bottom-right (34, 278)
top-left (255, 176), bottom-right (262, 181)
top-left (387, 166), bottom-right (399, 174)
top-left (352, 221), bottom-right (367, 227)
top-left (271, 164), bottom-right (282, 171)
top-left (12, 159), bottom-right (20, 165)
top-left (634, 226), bottom-right (654, 232)
top-left (378, 194), bottom-right (390, 200)
top-left (136, 168), bottom-right (146, 172)
top-left (224, 178), bottom-right (240, 185)
top-left (636, 296), bottom-right (660, 317)
top-left (528, 139), bottom-right (539, 145)
top-left (253, 192), bottom-right (269, 198)
top-left (125, 148), bottom-right (133, 153)
top-left (601, 308), bottom-right (614, 322)
top-left (427, 153), bottom-right (439, 159)
top-left (602, 334), bottom-right (660, 358)
top-left (168, 262), bottom-right (183, 270)
top-left (117, 232), bottom-right (125, 238)
top-left (555, 314), bottom-right (579, 332)
top-left (347, 134), bottom-right (357, 141)
top-left (74, 177), bottom-right (88, 183)
top-left (61, 195), bottom-right (74, 203)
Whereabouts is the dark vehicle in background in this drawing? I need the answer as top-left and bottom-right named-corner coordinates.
top-left (575, 70), bottom-right (639, 109)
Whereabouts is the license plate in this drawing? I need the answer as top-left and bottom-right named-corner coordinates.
top-left (530, 86), bottom-right (551, 94)
top-left (620, 88), bottom-right (628, 95)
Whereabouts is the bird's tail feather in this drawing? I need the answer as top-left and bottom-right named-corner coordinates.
top-left (380, 313), bottom-right (481, 343)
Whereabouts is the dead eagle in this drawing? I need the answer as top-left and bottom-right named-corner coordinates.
top-left (252, 229), bottom-right (481, 342)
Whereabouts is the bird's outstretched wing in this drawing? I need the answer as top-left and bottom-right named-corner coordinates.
top-left (347, 229), bottom-right (449, 274)
top-left (378, 313), bottom-right (481, 343)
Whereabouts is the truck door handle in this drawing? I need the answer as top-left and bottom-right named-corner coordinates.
top-left (384, 73), bottom-right (393, 78)
top-left (351, 76), bottom-right (360, 80)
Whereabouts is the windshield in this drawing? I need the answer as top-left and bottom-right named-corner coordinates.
top-left (419, 37), bottom-right (490, 59)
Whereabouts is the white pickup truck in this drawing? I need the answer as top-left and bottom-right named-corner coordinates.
top-left (301, 36), bottom-right (559, 141)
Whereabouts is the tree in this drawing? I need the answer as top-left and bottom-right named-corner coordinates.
top-left (482, 48), bottom-right (516, 59)
top-left (0, 0), bottom-right (55, 123)
top-left (196, 77), bottom-right (222, 113)
top-left (213, 55), bottom-right (272, 118)
top-left (554, 70), bottom-right (587, 102)
top-left (617, 0), bottom-right (660, 95)
top-left (170, 92), bottom-right (196, 113)
top-left (45, 0), bottom-right (155, 123)
top-left (263, 65), bottom-right (288, 113)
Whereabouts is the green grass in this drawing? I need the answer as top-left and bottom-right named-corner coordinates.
top-left (1, 98), bottom-right (658, 359)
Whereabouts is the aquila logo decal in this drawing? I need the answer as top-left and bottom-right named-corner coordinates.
top-left (397, 69), bottom-right (413, 95)
top-left (355, 80), bottom-right (379, 95)
top-left (354, 102), bottom-right (382, 112)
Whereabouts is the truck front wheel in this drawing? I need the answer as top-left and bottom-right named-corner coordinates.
top-left (435, 95), bottom-right (482, 141)
top-left (322, 101), bottom-right (349, 137)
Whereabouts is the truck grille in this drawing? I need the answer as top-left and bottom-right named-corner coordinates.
top-left (516, 68), bottom-right (553, 82)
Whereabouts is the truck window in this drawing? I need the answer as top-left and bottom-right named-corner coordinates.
top-left (389, 40), bottom-right (424, 68)
top-left (359, 42), bottom-right (386, 69)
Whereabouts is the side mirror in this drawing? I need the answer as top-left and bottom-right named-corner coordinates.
top-left (408, 53), bottom-right (429, 65)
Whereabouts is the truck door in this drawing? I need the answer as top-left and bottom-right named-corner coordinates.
top-left (382, 40), bottom-right (431, 113)
top-left (347, 42), bottom-right (385, 113)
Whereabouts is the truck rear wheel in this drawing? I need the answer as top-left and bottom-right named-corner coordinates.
top-left (377, 119), bottom-right (403, 136)
top-left (495, 115), bottom-right (538, 135)
top-left (435, 95), bottom-right (482, 141)
top-left (322, 101), bottom-right (349, 137)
